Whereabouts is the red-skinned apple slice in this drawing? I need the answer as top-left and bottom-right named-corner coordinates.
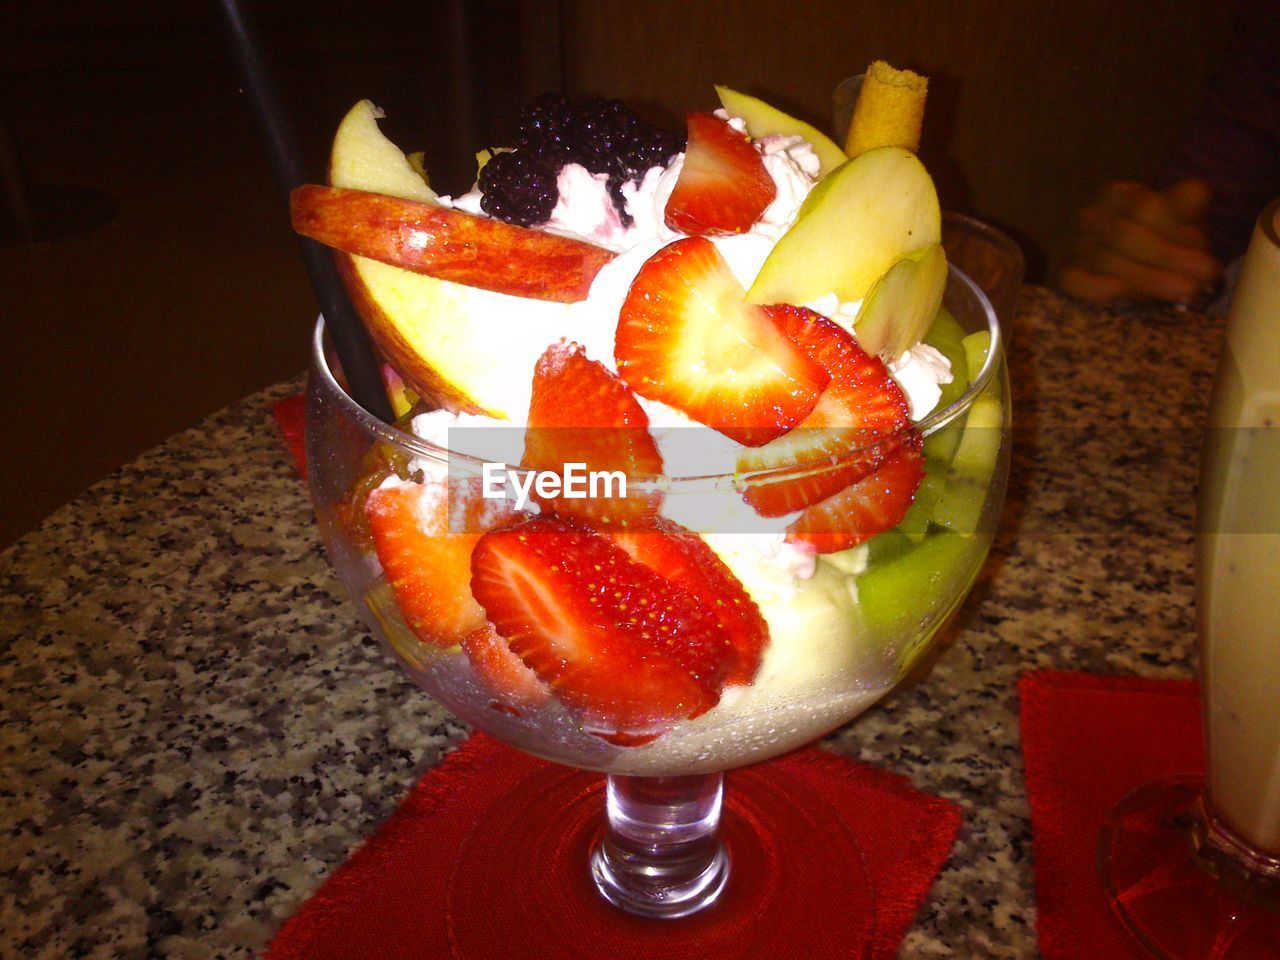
top-left (291, 185), bottom-right (615, 303)
top-left (323, 100), bottom-right (584, 419)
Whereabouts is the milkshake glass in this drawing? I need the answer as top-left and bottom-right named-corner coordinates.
top-left (1199, 197), bottom-right (1280, 864)
top-left (1101, 198), bottom-right (1280, 959)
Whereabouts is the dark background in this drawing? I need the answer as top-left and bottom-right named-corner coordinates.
top-left (0, 0), bottom-right (1230, 547)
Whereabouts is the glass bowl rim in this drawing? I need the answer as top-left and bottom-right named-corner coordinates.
top-left (308, 264), bottom-right (1002, 488)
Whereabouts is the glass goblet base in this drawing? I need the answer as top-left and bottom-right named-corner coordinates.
top-left (1099, 776), bottom-right (1280, 959)
top-left (590, 772), bottom-right (731, 919)
top-left (443, 758), bottom-right (875, 958)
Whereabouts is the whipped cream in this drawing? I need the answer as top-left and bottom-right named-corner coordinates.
top-left (888, 343), bottom-right (954, 420)
top-left (804, 292), bottom-right (863, 331)
top-left (544, 163), bottom-right (631, 250)
top-left (409, 410), bottom-right (525, 477)
top-left (438, 185), bottom-right (485, 216)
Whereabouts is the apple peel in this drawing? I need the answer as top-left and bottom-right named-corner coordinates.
top-left (291, 185), bottom-right (616, 303)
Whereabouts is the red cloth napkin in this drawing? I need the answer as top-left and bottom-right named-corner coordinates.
top-left (266, 733), bottom-right (962, 959)
top-left (1020, 670), bottom-right (1203, 960)
top-left (272, 395), bottom-right (307, 480)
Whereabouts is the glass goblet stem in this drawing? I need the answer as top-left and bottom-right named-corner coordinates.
top-left (590, 771), bottom-right (730, 918)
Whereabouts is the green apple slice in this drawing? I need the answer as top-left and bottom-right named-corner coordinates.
top-left (932, 331), bottom-right (1004, 535)
top-left (714, 85), bottom-right (848, 178)
top-left (933, 393), bottom-right (1003, 534)
top-left (865, 528), bottom-right (913, 564)
top-left (923, 308), bottom-right (969, 416)
top-left (853, 243), bottom-right (947, 359)
top-left (926, 308), bottom-right (966, 349)
top-left (919, 310), bottom-right (970, 467)
top-left (962, 330), bottom-right (1001, 402)
top-left (855, 530), bottom-right (986, 673)
top-left (892, 464), bottom-right (947, 542)
top-left (746, 146), bottom-right (940, 306)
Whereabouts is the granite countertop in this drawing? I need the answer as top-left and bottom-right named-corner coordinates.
top-left (0, 287), bottom-right (1220, 958)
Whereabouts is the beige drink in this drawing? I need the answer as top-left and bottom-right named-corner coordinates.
top-left (1197, 198), bottom-right (1280, 855)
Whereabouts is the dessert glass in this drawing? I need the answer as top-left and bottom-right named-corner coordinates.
top-left (305, 266), bottom-right (1008, 929)
top-left (1100, 199), bottom-right (1280, 958)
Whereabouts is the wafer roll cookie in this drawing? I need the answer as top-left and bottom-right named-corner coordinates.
top-left (844, 60), bottom-right (928, 157)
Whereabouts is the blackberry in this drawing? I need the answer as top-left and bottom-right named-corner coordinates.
top-left (563, 99), bottom-right (684, 224)
top-left (478, 151), bottom-right (559, 226)
top-left (621, 127), bottom-right (684, 175)
top-left (568, 98), bottom-right (644, 174)
top-left (516, 93), bottom-right (574, 162)
top-left (483, 93), bottom-right (685, 228)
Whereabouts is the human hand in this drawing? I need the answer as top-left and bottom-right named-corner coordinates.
top-left (1058, 178), bottom-right (1222, 304)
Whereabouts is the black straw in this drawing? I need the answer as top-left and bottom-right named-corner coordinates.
top-left (216, 0), bottom-right (393, 423)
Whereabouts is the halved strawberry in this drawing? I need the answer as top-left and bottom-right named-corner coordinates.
top-left (365, 480), bottom-right (485, 647)
top-left (603, 519), bottom-right (768, 686)
top-left (615, 237), bottom-right (828, 446)
top-left (785, 441), bottom-right (925, 554)
top-left (665, 113), bottom-right (776, 236)
top-left (366, 478), bottom-right (523, 647)
top-left (461, 622), bottom-right (551, 716)
top-left (740, 306), bottom-right (912, 516)
top-left (470, 518), bottom-right (736, 733)
top-left (522, 342), bottom-right (663, 525)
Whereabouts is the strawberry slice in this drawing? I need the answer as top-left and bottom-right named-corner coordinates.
top-left (365, 480), bottom-right (486, 647)
top-left (366, 478), bottom-right (523, 647)
top-left (615, 237), bottom-right (828, 446)
top-left (461, 622), bottom-right (551, 716)
top-left (603, 519), bottom-right (768, 686)
top-left (470, 518), bottom-right (736, 733)
top-left (522, 342), bottom-right (663, 525)
top-left (665, 113), bottom-right (776, 236)
top-left (740, 305), bottom-right (912, 517)
top-left (785, 441), bottom-right (925, 554)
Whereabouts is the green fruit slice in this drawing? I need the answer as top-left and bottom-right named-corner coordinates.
top-left (364, 577), bottom-right (439, 671)
top-left (714, 85), bottom-right (849, 178)
top-left (918, 309), bottom-right (970, 467)
top-left (746, 146), bottom-right (940, 306)
top-left (853, 243), bottom-right (947, 359)
top-left (865, 528), bottom-right (914, 564)
top-left (892, 463), bottom-right (947, 543)
top-left (962, 330), bottom-right (1000, 402)
top-left (933, 393), bottom-right (1003, 534)
top-left (856, 531), bottom-right (987, 672)
top-left (923, 308), bottom-right (967, 366)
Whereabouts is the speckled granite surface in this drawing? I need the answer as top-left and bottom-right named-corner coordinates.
top-left (0, 288), bottom-right (1220, 958)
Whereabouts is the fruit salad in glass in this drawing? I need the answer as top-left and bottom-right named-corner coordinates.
top-left (298, 83), bottom-right (1009, 923)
